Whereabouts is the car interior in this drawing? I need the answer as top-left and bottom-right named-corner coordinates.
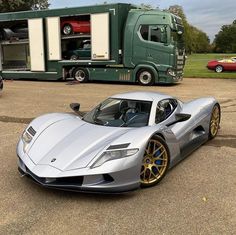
top-left (155, 99), bottom-right (178, 123)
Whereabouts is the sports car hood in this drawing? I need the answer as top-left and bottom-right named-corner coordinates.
top-left (27, 118), bottom-right (130, 171)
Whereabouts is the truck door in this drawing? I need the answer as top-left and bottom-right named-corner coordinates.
top-left (133, 24), bottom-right (173, 64)
top-left (132, 16), bottom-right (173, 67)
top-left (145, 25), bottom-right (173, 65)
top-left (46, 17), bottom-right (61, 61)
top-left (91, 13), bottom-right (110, 60)
top-left (28, 18), bottom-right (45, 71)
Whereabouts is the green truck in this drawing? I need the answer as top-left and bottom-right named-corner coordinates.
top-left (0, 3), bottom-right (185, 85)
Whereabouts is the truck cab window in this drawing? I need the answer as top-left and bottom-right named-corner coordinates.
top-left (150, 25), bottom-right (167, 43)
top-left (139, 25), bottom-right (167, 44)
top-left (140, 25), bottom-right (148, 40)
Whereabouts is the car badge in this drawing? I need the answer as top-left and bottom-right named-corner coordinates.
top-left (51, 158), bottom-right (56, 163)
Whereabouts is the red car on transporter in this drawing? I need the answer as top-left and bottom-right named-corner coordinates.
top-left (61, 19), bottom-right (90, 35)
top-left (207, 57), bottom-right (236, 73)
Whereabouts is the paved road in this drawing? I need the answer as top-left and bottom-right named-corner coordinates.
top-left (0, 78), bottom-right (235, 235)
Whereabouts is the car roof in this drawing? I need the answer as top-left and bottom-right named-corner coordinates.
top-left (111, 91), bottom-right (173, 102)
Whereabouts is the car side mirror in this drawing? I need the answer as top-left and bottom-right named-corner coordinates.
top-left (70, 103), bottom-right (80, 113)
top-left (166, 113), bottom-right (191, 127)
top-left (175, 113), bottom-right (191, 122)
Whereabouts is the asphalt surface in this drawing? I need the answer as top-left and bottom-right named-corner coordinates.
top-left (0, 78), bottom-right (235, 235)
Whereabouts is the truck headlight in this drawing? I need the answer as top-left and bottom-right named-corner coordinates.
top-left (167, 68), bottom-right (176, 77)
top-left (22, 131), bottom-right (33, 153)
top-left (91, 148), bottom-right (139, 168)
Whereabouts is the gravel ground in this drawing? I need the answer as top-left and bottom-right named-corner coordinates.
top-left (0, 78), bottom-right (235, 235)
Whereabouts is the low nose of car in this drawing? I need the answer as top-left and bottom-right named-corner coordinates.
top-left (28, 120), bottom-right (129, 170)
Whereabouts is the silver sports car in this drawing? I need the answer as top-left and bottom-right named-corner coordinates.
top-left (17, 92), bottom-right (220, 193)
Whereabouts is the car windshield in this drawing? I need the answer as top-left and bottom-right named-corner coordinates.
top-left (82, 98), bottom-right (152, 127)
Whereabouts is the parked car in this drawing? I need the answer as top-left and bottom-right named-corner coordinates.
top-left (207, 57), bottom-right (236, 73)
top-left (0, 76), bottom-right (3, 92)
top-left (62, 40), bottom-right (91, 60)
top-left (0, 25), bottom-right (28, 41)
top-left (61, 19), bottom-right (90, 35)
top-left (17, 91), bottom-right (220, 193)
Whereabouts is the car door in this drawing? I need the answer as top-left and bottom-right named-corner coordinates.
top-left (156, 99), bottom-right (198, 158)
top-left (223, 61), bottom-right (236, 71)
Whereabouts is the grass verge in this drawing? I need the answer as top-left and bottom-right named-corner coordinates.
top-left (184, 53), bottom-right (236, 79)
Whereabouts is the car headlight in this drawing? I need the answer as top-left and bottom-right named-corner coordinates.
top-left (90, 148), bottom-right (139, 168)
top-left (22, 131), bottom-right (32, 143)
top-left (22, 131), bottom-right (33, 153)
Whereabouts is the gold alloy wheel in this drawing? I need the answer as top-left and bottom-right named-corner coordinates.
top-left (210, 105), bottom-right (220, 137)
top-left (140, 138), bottom-right (169, 186)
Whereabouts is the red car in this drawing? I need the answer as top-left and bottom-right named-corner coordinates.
top-left (207, 57), bottom-right (236, 73)
top-left (61, 19), bottom-right (90, 35)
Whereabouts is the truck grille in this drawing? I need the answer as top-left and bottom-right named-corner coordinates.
top-left (176, 51), bottom-right (185, 72)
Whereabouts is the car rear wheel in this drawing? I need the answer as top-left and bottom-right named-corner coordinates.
top-left (72, 67), bottom-right (89, 83)
top-left (209, 104), bottom-right (221, 139)
top-left (137, 69), bottom-right (154, 86)
top-left (62, 24), bottom-right (73, 35)
top-left (215, 65), bottom-right (223, 73)
top-left (140, 136), bottom-right (170, 187)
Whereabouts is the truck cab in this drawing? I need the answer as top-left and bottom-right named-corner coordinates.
top-left (123, 9), bottom-right (185, 84)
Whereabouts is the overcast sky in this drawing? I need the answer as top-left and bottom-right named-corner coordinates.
top-left (50, 0), bottom-right (236, 41)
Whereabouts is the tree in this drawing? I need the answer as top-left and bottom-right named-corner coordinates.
top-left (214, 20), bottom-right (236, 53)
top-left (140, 4), bottom-right (154, 9)
top-left (168, 5), bottom-right (210, 53)
top-left (0, 0), bottom-right (50, 13)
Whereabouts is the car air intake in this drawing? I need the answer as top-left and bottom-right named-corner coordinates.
top-left (27, 126), bottom-right (36, 136)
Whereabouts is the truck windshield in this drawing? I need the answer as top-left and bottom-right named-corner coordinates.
top-left (83, 98), bottom-right (152, 127)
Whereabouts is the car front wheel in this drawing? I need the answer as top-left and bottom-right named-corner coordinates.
top-left (215, 65), bottom-right (223, 73)
top-left (140, 135), bottom-right (170, 187)
top-left (70, 55), bottom-right (79, 60)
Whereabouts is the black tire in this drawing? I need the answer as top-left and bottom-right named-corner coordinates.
top-left (72, 67), bottom-right (89, 83)
top-left (215, 65), bottom-right (223, 73)
top-left (140, 135), bottom-right (170, 188)
top-left (62, 24), bottom-right (73, 35)
top-left (208, 103), bottom-right (221, 139)
top-left (137, 69), bottom-right (155, 86)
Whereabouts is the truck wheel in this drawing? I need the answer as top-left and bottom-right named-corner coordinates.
top-left (215, 65), bottom-right (223, 73)
top-left (62, 24), bottom-right (73, 35)
top-left (72, 68), bottom-right (89, 83)
top-left (137, 69), bottom-right (154, 86)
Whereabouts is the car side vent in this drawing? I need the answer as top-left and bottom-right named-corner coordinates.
top-left (27, 126), bottom-right (36, 136)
